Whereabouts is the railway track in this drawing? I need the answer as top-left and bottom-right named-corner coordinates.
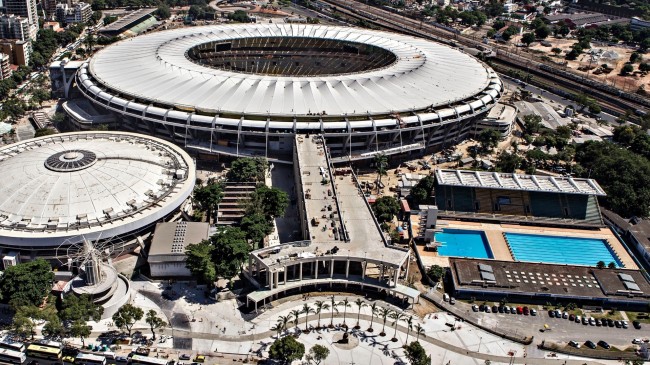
top-left (314, 0), bottom-right (649, 117)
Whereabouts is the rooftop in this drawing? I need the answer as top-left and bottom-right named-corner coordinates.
top-left (149, 221), bottom-right (210, 257)
top-left (450, 258), bottom-right (650, 301)
top-left (99, 8), bottom-right (156, 33)
top-left (435, 169), bottom-right (606, 196)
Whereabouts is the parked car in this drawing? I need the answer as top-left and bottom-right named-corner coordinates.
top-left (492, 305), bottom-right (499, 313)
top-left (549, 310), bottom-right (556, 318)
top-left (582, 317), bottom-right (588, 325)
top-left (503, 305), bottom-right (510, 313)
top-left (575, 315), bottom-right (581, 323)
top-left (530, 309), bottom-right (537, 316)
top-left (595, 318), bottom-right (602, 327)
top-left (479, 304), bottom-right (485, 311)
top-left (498, 306), bottom-right (505, 313)
top-left (588, 317), bottom-right (595, 326)
top-left (472, 305), bottom-right (479, 312)
top-left (585, 340), bottom-right (597, 349)
top-left (597, 340), bottom-right (611, 349)
top-left (569, 314), bottom-right (575, 321)
top-left (516, 307), bottom-right (523, 315)
top-left (568, 340), bottom-right (581, 348)
top-left (510, 307), bottom-right (517, 314)
top-left (443, 293), bottom-right (450, 302)
top-left (607, 319), bottom-right (615, 327)
top-left (633, 321), bottom-right (642, 329)
top-left (633, 339), bottom-right (644, 344)
top-left (622, 320), bottom-right (629, 329)
top-left (115, 357), bottom-right (128, 363)
top-left (62, 357), bottom-right (75, 364)
top-left (194, 356), bottom-right (205, 363)
top-left (449, 297), bottom-right (456, 305)
top-left (179, 355), bottom-right (191, 361)
top-left (563, 312), bottom-right (569, 319)
top-left (615, 321), bottom-right (622, 328)
top-left (485, 306), bottom-right (491, 313)
top-left (523, 307), bottom-right (530, 315)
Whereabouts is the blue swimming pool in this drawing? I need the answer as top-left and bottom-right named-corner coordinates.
top-left (504, 233), bottom-right (623, 267)
top-left (435, 229), bottom-right (494, 259)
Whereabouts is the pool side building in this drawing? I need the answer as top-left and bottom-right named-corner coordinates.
top-left (448, 258), bottom-right (650, 310)
top-left (434, 169), bottom-right (606, 227)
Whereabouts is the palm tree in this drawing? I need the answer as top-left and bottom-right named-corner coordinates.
top-left (277, 315), bottom-right (292, 337)
top-left (289, 309), bottom-right (301, 330)
top-left (367, 302), bottom-right (378, 332)
top-left (271, 322), bottom-right (284, 338)
top-left (415, 323), bottom-right (426, 342)
top-left (302, 303), bottom-right (315, 332)
top-left (379, 307), bottom-right (392, 336)
top-left (405, 316), bottom-right (414, 343)
top-left (339, 298), bottom-right (351, 327)
top-left (329, 296), bottom-right (339, 328)
top-left (354, 298), bottom-right (367, 329)
top-left (389, 311), bottom-right (405, 342)
top-left (314, 300), bottom-right (330, 329)
top-left (373, 153), bottom-right (388, 194)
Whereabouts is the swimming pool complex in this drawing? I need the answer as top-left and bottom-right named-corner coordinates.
top-left (504, 233), bottom-right (623, 267)
top-left (435, 229), bottom-right (494, 259)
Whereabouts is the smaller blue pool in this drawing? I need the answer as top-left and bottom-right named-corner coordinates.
top-left (435, 229), bottom-right (494, 259)
top-left (505, 233), bottom-right (623, 267)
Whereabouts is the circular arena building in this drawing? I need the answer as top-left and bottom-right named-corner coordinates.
top-left (72, 24), bottom-right (503, 162)
top-left (0, 131), bottom-right (195, 260)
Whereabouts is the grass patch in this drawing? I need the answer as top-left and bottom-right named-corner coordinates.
top-left (627, 311), bottom-right (650, 324)
top-left (589, 311), bottom-right (624, 320)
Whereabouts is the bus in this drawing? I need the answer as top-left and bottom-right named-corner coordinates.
top-left (25, 344), bottom-right (62, 360)
top-left (0, 339), bottom-right (25, 353)
top-left (35, 340), bottom-right (62, 349)
top-left (75, 353), bottom-right (106, 365)
top-left (0, 348), bottom-right (26, 364)
top-left (129, 355), bottom-right (169, 365)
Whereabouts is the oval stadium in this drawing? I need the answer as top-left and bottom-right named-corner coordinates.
top-left (66, 23), bottom-right (503, 161)
top-left (0, 131), bottom-right (195, 259)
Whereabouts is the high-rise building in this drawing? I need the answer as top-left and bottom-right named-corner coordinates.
top-left (0, 52), bottom-right (11, 80)
top-left (56, 1), bottom-right (90, 24)
top-left (3, 0), bottom-right (38, 39)
top-left (0, 39), bottom-right (31, 66)
top-left (0, 14), bottom-right (31, 41)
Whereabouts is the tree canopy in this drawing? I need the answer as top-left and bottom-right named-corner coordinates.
top-left (185, 226), bottom-right (251, 282)
top-left (409, 175), bottom-right (434, 206)
top-left (193, 180), bottom-right (223, 222)
top-left (403, 341), bottom-right (431, 365)
top-left (372, 196), bottom-right (400, 223)
top-left (112, 304), bottom-right (144, 336)
top-left (145, 309), bottom-right (166, 340)
top-left (60, 294), bottom-right (104, 322)
top-left (306, 344), bottom-right (330, 364)
top-left (0, 259), bottom-right (53, 307)
top-left (268, 336), bottom-right (305, 364)
top-left (227, 157), bottom-right (268, 182)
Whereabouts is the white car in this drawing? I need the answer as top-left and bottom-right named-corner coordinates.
top-left (633, 339), bottom-right (644, 344)
top-left (443, 293), bottom-right (450, 302)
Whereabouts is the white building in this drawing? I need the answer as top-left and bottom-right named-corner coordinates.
top-left (148, 221), bottom-right (210, 278)
top-left (2, 0), bottom-right (38, 39)
top-left (0, 14), bottom-right (32, 41)
top-left (0, 53), bottom-right (10, 80)
top-left (56, 2), bottom-right (91, 24)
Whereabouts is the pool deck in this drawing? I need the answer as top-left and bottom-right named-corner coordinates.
top-left (417, 220), bottom-right (638, 270)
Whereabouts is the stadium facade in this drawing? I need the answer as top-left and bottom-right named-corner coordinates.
top-left (0, 131), bottom-right (195, 262)
top-left (68, 24), bottom-right (504, 162)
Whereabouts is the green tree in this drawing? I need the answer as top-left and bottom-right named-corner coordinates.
top-left (31, 88), bottom-right (51, 106)
top-left (596, 260), bottom-right (605, 269)
top-left (42, 317), bottom-right (66, 339)
top-left (403, 341), bottom-right (431, 365)
top-left (338, 298), bottom-right (351, 327)
top-left (192, 181), bottom-right (223, 222)
top-left (372, 196), bottom-right (400, 223)
top-left (227, 10), bottom-right (252, 23)
top-left (250, 185), bottom-right (289, 218)
top-left (60, 294), bottom-right (104, 322)
top-left (551, 47), bottom-right (562, 55)
top-left (155, 3), bottom-right (171, 19)
top-left (535, 25), bottom-right (550, 39)
top-left (112, 304), bottom-right (144, 336)
top-left (306, 344), bottom-right (329, 365)
top-left (389, 311), bottom-right (405, 341)
top-left (426, 264), bottom-right (446, 282)
top-left (185, 240), bottom-right (216, 284)
top-left (620, 63), bottom-right (634, 76)
top-left (477, 129), bottom-right (500, 153)
top-left (410, 175), bottom-right (434, 205)
top-left (69, 319), bottom-right (91, 346)
top-left (211, 226), bottom-right (250, 279)
top-left (84, 34), bottom-right (96, 53)
top-left (313, 300), bottom-right (329, 329)
top-left (0, 259), bottom-right (53, 307)
top-left (379, 307), bottom-right (391, 336)
top-left (373, 153), bottom-right (389, 193)
top-left (521, 32), bottom-right (536, 46)
top-left (11, 307), bottom-right (37, 340)
top-left (145, 309), bottom-right (166, 340)
top-left (354, 298), bottom-right (366, 329)
top-left (588, 103), bottom-right (601, 114)
top-left (240, 212), bottom-right (273, 245)
top-left (268, 336), bottom-right (305, 364)
top-left (301, 303), bottom-right (315, 332)
top-left (227, 157), bottom-right (268, 182)
top-left (608, 262), bottom-right (617, 269)
top-left (495, 151), bottom-right (522, 173)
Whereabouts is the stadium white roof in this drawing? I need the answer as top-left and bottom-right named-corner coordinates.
top-left (88, 24), bottom-right (494, 117)
top-left (0, 132), bottom-right (195, 247)
top-left (435, 169), bottom-right (606, 196)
